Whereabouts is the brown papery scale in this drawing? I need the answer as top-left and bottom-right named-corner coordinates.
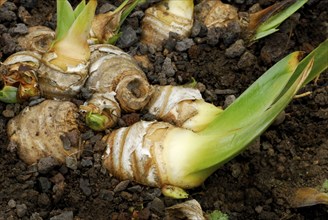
top-left (2, 51), bottom-right (42, 100)
top-left (17, 26), bottom-right (55, 54)
top-left (7, 100), bottom-right (82, 165)
top-left (85, 44), bottom-right (152, 112)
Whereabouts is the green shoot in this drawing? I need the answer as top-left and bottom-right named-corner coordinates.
top-left (206, 210), bottom-right (229, 220)
top-left (85, 112), bottom-right (110, 131)
top-left (91, 0), bottom-right (146, 44)
top-left (251, 0), bottom-right (308, 41)
top-left (49, 0), bottom-right (97, 70)
top-left (162, 40), bottom-right (327, 188)
top-left (0, 85), bottom-right (18, 103)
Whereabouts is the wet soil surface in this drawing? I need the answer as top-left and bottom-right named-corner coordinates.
top-left (0, 0), bottom-right (327, 219)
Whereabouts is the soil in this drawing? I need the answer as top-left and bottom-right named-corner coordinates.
top-left (0, 0), bottom-right (327, 219)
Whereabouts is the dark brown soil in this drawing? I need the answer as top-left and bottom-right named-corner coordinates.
top-left (0, 0), bottom-right (327, 219)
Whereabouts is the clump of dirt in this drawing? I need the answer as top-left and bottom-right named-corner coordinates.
top-left (0, 0), bottom-right (327, 219)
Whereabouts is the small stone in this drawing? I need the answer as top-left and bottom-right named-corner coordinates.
top-left (99, 189), bottom-right (114, 201)
top-left (114, 180), bottom-right (130, 192)
top-left (0, 7), bottom-right (16, 22)
top-left (196, 82), bottom-right (206, 93)
top-left (225, 39), bottom-right (246, 58)
top-left (272, 110), bottom-right (286, 126)
top-left (206, 27), bottom-right (221, 46)
top-left (117, 25), bottom-right (138, 48)
top-left (127, 185), bottom-right (143, 193)
top-left (238, 51), bottom-right (257, 69)
top-left (38, 177), bottom-right (52, 193)
top-left (120, 191), bottom-right (133, 201)
top-left (16, 204), bottom-right (27, 217)
top-left (50, 211), bottom-right (73, 220)
top-left (230, 163), bottom-right (241, 178)
top-left (2, 109), bottom-right (15, 118)
top-left (255, 205), bottom-right (263, 213)
top-left (222, 21), bottom-right (241, 46)
top-left (65, 156), bottom-right (78, 170)
top-left (30, 212), bottom-right (43, 220)
top-left (191, 20), bottom-right (202, 37)
top-left (162, 57), bottom-right (175, 77)
top-left (148, 197), bottom-right (165, 215)
top-left (224, 95), bottom-right (236, 108)
top-left (79, 178), bottom-right (92, 196)
top-left (8, 199), bottom-right (16, 208)
top-left (175, 38), bottom-right (194, 51)
top-left (50, 173), bottom-right (65, 184)
top-left (38, 193), bottom-right (51, 207)
top-left (9, 23), bottom-right (28, 35)
top-left (81, 158), bottom-right (93, 167)
top-left (37, 157), bottom-right (60, 174)
top-left (20, 0), bottom-right (38, 9)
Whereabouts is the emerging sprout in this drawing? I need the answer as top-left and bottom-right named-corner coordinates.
top-left (195, 0), bottom-right (308, 41)
top-left (38, 0), bottom-right (97, 99)
top-left (141, 0), bottom-right (194, 49)
top-left (102, 40), bottom-right (327, 191)
top-left (80, 92), bottom-right (121, 131)
top-left (7, 100), bottom-right (82, 165)
top-left (90, 0), bottom-right (145, 44)
top-left (85, 44), bottom-right (152, 112)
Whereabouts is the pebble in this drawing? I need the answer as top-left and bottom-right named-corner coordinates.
top-left (16, 204), bottom-right (27, 217)
top-left (222, 21), bottom-right (241, 46)
top-left (148, 197), bottom-right (165, 215)
top-left (175, 38), bottom-right (194, 52)
top-left (225, 39), bottom-right (246, 58)
top-left (8, 199), bottom-right (16, 208)
top-left (50, 211), bottom-right (74, 220)
top-left (38, 177), bottom-right (52, 193)
top-left (30, 212), bottom-right (43, 220)
top-left (117, 25), bottom-right (138, 48)
top-left (127, 185), bottom-right (143, 193)
top-left (81, 157), bottom-right (93, 167)
top-left (272, 110), bottom-right (286, 126)
top-left (230, 163), bottom-right (242, 178)
top-left (9, 23), bottom-right (28, 35)
top-left (224, 94), bottom-right (236, 108)
top-left (191, 20), bottom-right (202, 37)
top-left (120, 191), bottom-right (133, 201)
top-left (99, 189), bottom-right (114, 201)
top-left (38, 193), bottom-right (51, 207)
top-left (1, 33), bottom-right (19, 54)
top-left (20, 0), bottom-right (38, 9)
top-left (162, 57), bottom-right (175, 77)
top-left (65, 156), bottom-right (78, 170)
top-left (2, 109), bottom-right (15, 118)
top-left (114, 180), bottom-right (130, 192)
top-left (207, 27), bottom-right (221, 46)
top-left (50, 173), bottom-right (65, 184)
top-left (37, 157), bottom-right (60, 174)
top-left (238, 51), bottom-right (257, 69)
top-left (0, 5), bottom-right (17, 22)
top-left (79, 178), bottom-right (92, 196)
